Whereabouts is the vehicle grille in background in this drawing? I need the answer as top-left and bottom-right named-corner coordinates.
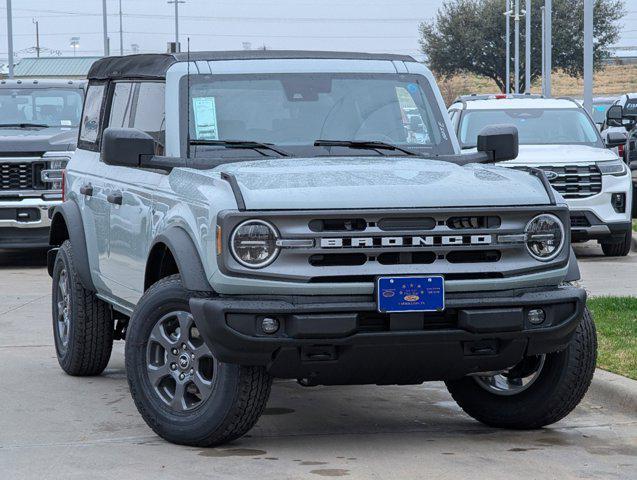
top-left (0, 163), bottom-right (34, 190)
top-left (570, 213), bottom-right (591, 228)
top-left (539, 164), bottom-right (602, 199)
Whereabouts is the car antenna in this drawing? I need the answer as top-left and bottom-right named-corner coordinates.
top-left (186, 37), bottom-right (191, 159)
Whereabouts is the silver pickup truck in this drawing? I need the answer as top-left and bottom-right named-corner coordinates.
top-left (0, 79), bottom-right (84, 248)
top-left (48, 51), bottom-right (596, 447)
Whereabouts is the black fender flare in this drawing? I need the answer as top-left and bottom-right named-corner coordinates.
top-left (49, 201), bottom-right (96, 291)
top-left (564, 247), bottom-right (581, 282)
top-left (148, 227), bottom-right (213, 292)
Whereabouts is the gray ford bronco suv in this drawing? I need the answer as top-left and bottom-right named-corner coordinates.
top-left (0, 79), bottom-right (84, 248)
top-left (48, 51), bottom-right (595, 447)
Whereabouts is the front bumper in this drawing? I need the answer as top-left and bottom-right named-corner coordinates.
top-left (570, 210), bottom-right (631, 243)
top-left (0, 197), bottom-right (60, 248)
top-left (190, 285), bottom-right (586, 385)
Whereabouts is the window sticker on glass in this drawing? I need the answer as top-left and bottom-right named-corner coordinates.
top-left (192, 97), bottom-right (219, 140)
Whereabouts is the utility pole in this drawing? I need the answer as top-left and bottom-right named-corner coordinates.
top-left (119, 0), bottom-right (124, 56)
top-left (6, 0), bottom-right (14, 78)
top-left (33, 18), bottom-right (41, 58)
top-left (514, 0), bottom-right (520, 92)
top-left (544, 0), bottom-right (552, 97)
top-left (583, 0), bottom-right (593, 114)
top-left (505, 1), bottom-right (512, 94)
top-left (167, 0), bottom-right (185, 53)
top-left (102, 0), bottom-right (110, 56)
top-left (525, 0), bottom-right (531, 92)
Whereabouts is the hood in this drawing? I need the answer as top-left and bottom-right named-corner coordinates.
top-left (211, 157), bottom-right (551, 210)
top-left (0, 126), bottom-right (78, 153)
top-left (464, 144), bottom-right (617, 165)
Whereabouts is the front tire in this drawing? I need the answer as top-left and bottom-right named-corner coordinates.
top-left (600, 228), bottom-right (632, 257)
top-left (445, 307), bottom-right (597, 429)
top-left (125, 275), bottom-right (272, 447)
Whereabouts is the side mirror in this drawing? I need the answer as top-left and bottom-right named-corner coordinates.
top-left (477, 124), bottom-right (519, 161)
top-left (101, 127), bottom-right (156, 167)
top-left (605, 130), bottom-right (627, 149)
top-left (606, 105), bottom-right (623, 126)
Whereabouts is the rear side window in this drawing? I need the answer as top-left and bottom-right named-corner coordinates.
top-left (109, 82), bottom-right (135, 128)
top-left (79, 84), bottom-right (105, 147)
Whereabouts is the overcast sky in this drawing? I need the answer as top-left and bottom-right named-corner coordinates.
top-left (0, 0), bottom-right (635, 60)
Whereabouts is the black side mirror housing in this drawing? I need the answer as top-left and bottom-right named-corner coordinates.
top-left (476, 124), bottom-right (519, 161)
top-left (101, 127), bottom-right (156, 168)
top-left (605, 130), bottom-right (627, 149)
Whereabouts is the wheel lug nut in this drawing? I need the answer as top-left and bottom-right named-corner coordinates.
top-left (182, 343), bottom-right (187, 350)
top-left (179, 373), bottom-right (185, 380)
top-left (170, 363), bottom-right (177, 370)
top-left (171, 348), bottom-right (178, 355)
top-left (190, 368), bottom-right (194, 375)
top-left (191, 353), bottom-right (195, 359)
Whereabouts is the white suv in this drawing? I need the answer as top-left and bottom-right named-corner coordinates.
top-left (449, 95), bottom-right (632, 256)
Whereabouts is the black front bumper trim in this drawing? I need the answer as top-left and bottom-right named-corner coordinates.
top-left (190, 285), bottom-right (586, 385)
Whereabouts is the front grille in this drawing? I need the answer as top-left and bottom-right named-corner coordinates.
top-left (220, 206), bottom-right (571, 283)
top-left (0, 162), bottom-right (34, 190)
top-left (570, 213), bottom-right (591, 228)
top-left (539, 164), bottom-right (602, 199)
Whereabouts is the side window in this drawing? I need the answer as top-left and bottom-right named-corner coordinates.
top-left (79, 84), bottom-right (106, 146)
top-left (109, 82), bottom-right (135, 128)
top-left (131, 82), bottom-right (166, 149)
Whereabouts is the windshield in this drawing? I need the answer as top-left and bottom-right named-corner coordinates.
top-left (592, 102), bottom-right (614, 124)
top-left (459, 108), bottom-right (602, 148)
top-left (185, 73), bottom-right (454, 156)
top-left (0, 87), bottom-right (84, 128)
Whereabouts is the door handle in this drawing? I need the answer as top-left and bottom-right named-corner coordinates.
top-left (107, 191), bottom-right (123, 205)
top-left (79, 184), bottom-right (93, 196)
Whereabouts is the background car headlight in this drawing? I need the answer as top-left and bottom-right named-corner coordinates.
top-left (43, 158), bottom-right (69, 190)
top-left (596, 160), bottom-right (627, 176)
top-left (230, 219), bottom-right (279, 268)
top-left (525, 214), bottom-right (565, 261)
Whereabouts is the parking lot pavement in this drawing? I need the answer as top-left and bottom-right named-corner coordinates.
top-left (574, 242), bottom-right (637, 297)
top-left (1, 250), bottom-right (636, 480)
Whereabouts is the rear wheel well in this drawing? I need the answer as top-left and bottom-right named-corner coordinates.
top-left (144, 243), bottom-right (179, 291)
top-left (50, 212), bottom-right (70, 246)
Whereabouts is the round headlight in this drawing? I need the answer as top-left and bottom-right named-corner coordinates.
top-left (230, 220), bottom-right (279, 268)
top-left (525, 214), bottom-right (565, 261)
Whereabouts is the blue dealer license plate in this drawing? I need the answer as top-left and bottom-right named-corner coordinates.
top-left (377, 276), bottom-right (445, 313)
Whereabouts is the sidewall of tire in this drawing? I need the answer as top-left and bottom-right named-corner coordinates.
top-left (52, 245), bottom-right (74, 371)
top-left (125, 277), bottom-right (246, 445)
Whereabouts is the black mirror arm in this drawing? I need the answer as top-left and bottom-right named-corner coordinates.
top-left (439, 151), bottom-right (503, 166)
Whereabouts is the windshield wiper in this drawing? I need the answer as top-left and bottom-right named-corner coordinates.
top-left (314, 139), bottom-right (421, 157)
top-left (0, 123), bottom-right (49, 129)
top-left (190, 139), bottom-right (290, 157)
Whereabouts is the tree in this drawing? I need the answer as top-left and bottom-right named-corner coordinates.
top-left (419, 0), bottom-right (625, 92)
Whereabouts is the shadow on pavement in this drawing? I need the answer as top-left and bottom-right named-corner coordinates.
top-left (0, 248), bottom-right (48, 268)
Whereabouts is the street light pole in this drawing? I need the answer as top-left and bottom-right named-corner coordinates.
top-left (505, 1), bottom-right (511, 94)
top-left (514, 0), bottom-right (520, 92)
top-left (583, 0), bottom-right (593, 114)
top-left (6, 0), bottom-right (14, 78)
top-left (541, 6), bottom-right (545, 95)
top-left (102, 0), bottom-right (109, 56)
top-left (33, 18), bottom-right (40, 58)
top-left (545, 0), bottom-right (552, 97)
top-left (525, 0), bottom-right (531, 92)
top-left (119, 0), bottom-right (124, 56)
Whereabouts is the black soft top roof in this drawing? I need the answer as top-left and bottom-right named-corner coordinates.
top-left (87, 50), bottom-right (417, 81)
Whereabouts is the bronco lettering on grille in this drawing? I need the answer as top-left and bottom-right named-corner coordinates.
top-left (319, 235), bottom-right (492, 248)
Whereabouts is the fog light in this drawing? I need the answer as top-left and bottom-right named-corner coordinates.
top-left (261, 317), bottom-right (280, 334)
top-left (611, 193), bottom-right (626, 214)
top-left (528, 308), bottom-right (546, 325)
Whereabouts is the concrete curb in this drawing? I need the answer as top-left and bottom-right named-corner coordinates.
top-left (586, 369), bottom-right (637, 414)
